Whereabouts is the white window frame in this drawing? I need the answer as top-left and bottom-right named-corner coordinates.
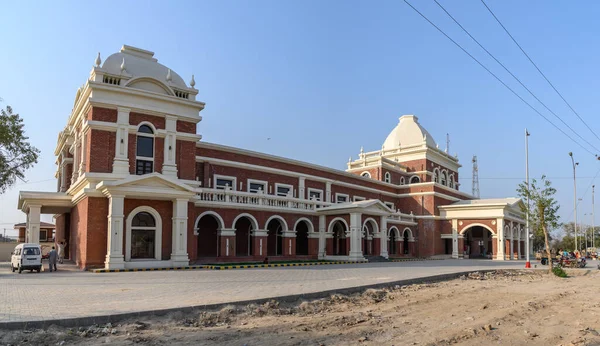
top-left (335, 193), bottom-right (350, 203)
top-left (135, 123), bottom-right (156, 162)
top-left (275, 183), bottom-right (294, 197)
top-left (361, 171), bottom-right (371, 178)
top-left (126, 206), bottom-right (162, 262)
top-left (353, 196), bottom-right (366, 202)
top-left (399, 177), bottom-right (405, 185)
top-left (410, 175), bottom-right (420, 184)
top-left (440, 170), bottom-right (448, 186)
top-left (247, 179), bottom-right (268, 194)
top-left (385, 202), bottom-right (395, 211)
top-left (384, 172), bottom-right (391, 183)
top-left (214, 174), bottom-right (237, 191)
top-left (307, 188), bottom-right (323, 201)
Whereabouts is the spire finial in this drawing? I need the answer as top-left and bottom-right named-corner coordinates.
top-left (95, 52), bottom-right (102, 67)
top-left (190, 74), bottom-right (196, 88)
top-left (120, 57), bottom-right (126, 72)
top-left (348, 156), bottom-right (352, 163)
top-left (360, 146), bottom-right (364, 154)
top-left (166, 68), bottom-right (172, 82)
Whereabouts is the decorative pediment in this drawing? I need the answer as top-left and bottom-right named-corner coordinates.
top-left (318, 199), bottom-right (394, 216)
top-left (96, 173), bottom-right (196, 199)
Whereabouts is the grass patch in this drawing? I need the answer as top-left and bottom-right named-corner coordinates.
top-left (552, 266), bottom-right (568, 278)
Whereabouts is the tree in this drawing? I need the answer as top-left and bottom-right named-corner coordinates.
top-left (517, 175), bottom-right (561, 274)
top-left (0, 104), bottom-right (40, 193)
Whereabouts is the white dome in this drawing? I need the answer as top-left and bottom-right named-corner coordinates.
top-left (102, 45), bottom-right (187, 89)
top-left (383, 115), bottom-right (437, 149)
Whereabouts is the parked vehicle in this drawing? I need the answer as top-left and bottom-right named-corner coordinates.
top-left (10, 243), bottom-right (42, 273)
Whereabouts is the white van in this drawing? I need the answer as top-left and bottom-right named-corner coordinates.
top-left (11, 243), bottom-right (42, 273)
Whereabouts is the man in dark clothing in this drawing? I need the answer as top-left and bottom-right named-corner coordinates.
top-left (48, 247), bottom-right (58, 272)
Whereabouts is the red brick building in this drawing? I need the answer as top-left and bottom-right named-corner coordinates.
top-left (18, 45), bottom-right (527, 270)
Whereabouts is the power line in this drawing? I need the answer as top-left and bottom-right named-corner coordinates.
top-left (480, 0), bottom-right (600, 144)
top-left (564, 166), bottom-right (600, 221)
top-left (433, 0), bottom-right (600, 154)
top-left (402, 0), bottom-right (596, 156)
top-left (458, 176), bottom-right (599, 180)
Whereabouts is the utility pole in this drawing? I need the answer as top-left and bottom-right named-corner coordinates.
top-left (593, 185), bottom-right (596, 251)
top-left (525, 129), bottom-right (531, 268)
top-left (569, 152), bottom-right (579, 252)
top-left (472, 155), bottom-right (480, 198)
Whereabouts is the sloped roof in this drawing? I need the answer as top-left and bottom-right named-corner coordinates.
top-left (14, 222), bottom-right (55, 229)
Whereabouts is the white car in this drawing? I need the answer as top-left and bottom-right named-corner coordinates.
top-left (11, 243), bottom-right (42, 273)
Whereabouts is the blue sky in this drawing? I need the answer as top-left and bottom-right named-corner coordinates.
top-left (1, 0), bottom-right (600, 236)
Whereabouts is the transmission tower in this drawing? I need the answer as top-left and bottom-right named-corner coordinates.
top-left (472, 155), bottom-right (480, 198)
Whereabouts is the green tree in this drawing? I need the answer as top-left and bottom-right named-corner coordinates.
top-left (517, 175), bottom-right (561, 274)
top-left (0, 104), bottom-right (40, 193)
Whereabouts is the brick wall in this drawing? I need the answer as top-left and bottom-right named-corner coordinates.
top-left (85, 197), bottom-right (109, 267)
top-left (129, 112), bottom-right (165, 129)
top-left (177, 120), bottom-right (196, 134)
top-left (177, 140), bottom-right (196, 180)
top-left (70, 197), bottom-right (88, 267)
top-left (89, 107), bottom-right (117, 122)
top-left (87, 129), bottom-right (115, 173)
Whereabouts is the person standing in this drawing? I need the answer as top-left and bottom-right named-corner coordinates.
top-left (48, 246), bottom-right (58, 272)
top-left (57, 241), bottom-right (66, 264)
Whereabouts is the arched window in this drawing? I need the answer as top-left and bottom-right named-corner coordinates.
top-left (136, 124), bottom-right (154, 175)
top-left (384, 172), bottom-right (391, 183)
top-left (440, 171), bottom-right (447, 186)
top-left (400, 177), bottom-right (405, 185)
top-left (433, 168), bottom-right (440, 183)
top-left (131, 212), bottom-right (157, 259)
top-left (361, 172), bottom-right (371, 178)
top-left (449, 174), bottom-right (455, 188)
top-left (410, 175), bottom-right (420, 184)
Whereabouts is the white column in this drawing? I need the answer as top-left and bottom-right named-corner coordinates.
top-left (78, 128), bottom-right (88, 176)
top-left (171, 198), bottom-right (190, 266)
top-left (318, 215), bottom-right (326, 259)
top-left (451, 219), bottom-right (458, 259)
top-left (27, 205), bottom-right (41, 244)
top-left (325, 182), bottom-right (332, 203)
top-left (60, 162), bottom-right (67, 192)
top-left (299, 177), bottom-right (305, 199)
top-left (162, 115), bottom-right (178, 177)
top-left (112, 107), bottom-right (130, 175)
top-left (349, 213), bottom-right (364, 260)
top-left (509, 222), bottom-right (514, 260)
top-left (71, 133), bottom-right (80, 184)
top-left (496, 218), bottom-right (505, 261)
top-left (379, 215), bottom-right (388, 258)
top-left (517, 225), bottom-right (522, 259)
top-left (105, 195), bottom-right (125, 269)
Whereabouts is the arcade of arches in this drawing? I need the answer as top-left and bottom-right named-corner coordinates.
top-left (193, 211), bottom-right (417, 262)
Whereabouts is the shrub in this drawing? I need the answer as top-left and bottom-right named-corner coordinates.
top-left (552, 266), bottom-right (567, 278)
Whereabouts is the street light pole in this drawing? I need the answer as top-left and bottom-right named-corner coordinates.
top-left (569, 152), bottom-right (579, 252)
top-left (593, 185), bottom-right (596, 252)
top-left (525, 129), bottom-right (531, 268)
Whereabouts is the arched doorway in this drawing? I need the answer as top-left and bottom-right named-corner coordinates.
top-left (196, 213), bottom-right (221, 258)
top-left (267, 218), bottom-right (284, 256)
top-left (388, 227), bottom-right (398, 255)
top-left (234, 215), bottom-right (254, 257)
top-left (403, 229), bottom-right (410, 255)
top-left (462, 225), bottom-right (494, 259)
top-left (332, 220), bottom-right (348, 255)
top-left (295, 220), bottom-right (310, 256)
top-left (126, 206), bottom-right (162, 261)
top-left (362, 219), bottom-right (377, 256)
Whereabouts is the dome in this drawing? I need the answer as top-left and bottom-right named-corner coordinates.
top-left (382, 115), bottom-right (437, 150)
top-left (101, 45), bottom-right (187, 89)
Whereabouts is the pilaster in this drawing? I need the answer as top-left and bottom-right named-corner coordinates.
top-left (325, 181), bottom-right (332, 203)
top-left (299, 177), bottom-right (305, 199)
top-left (496, 218), bottom-right (505, 261)
top-left (451, 219), bottom-right (459, 259)
top-left (318, 215), bottom-right (326, 258)
top-left (112, 107), bottom-right (130, 175)
top-left (349, 213), bottom-right (364, 260)
top-left (171, 198), bottom-right (190, 265)
top-left (379, 216), bottom-right (389, 258)
top-left (162, 115), bottom-right (178, 177)
top-left (105, 195), bottom-right (125, 269)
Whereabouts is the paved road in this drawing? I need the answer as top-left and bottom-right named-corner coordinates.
top-left (0, 260), bottom-right (528, 323)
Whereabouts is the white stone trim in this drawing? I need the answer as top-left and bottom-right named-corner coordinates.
top-left (232, 213), bottom-right (259, 230)
top-left (384, 172), bottom-right (391, 183)
top-left (194, 211), bottom-right (225, 235)
top-left (328, 217), bottom-right (349, 233)
top-left (125, 206), bottom-right (162, 262)
top-left (388, 226), bottom-right (400, 240)
top-left (214, 174), bottom-right (237, 191)
top-left (294, 217), bottom-right (314, 233)
top-left (335, 193), bottom-right (350, 203)
top-left (402, 227), bottom-right (415, 242)
top-left (307, 188), bottom-right (323, 201)
top-left (265, 215), bottom-right (289, 231)
top-left (247, 178), bottom-right (268, 193)
top-left (362, 217), bottom-right (379, 236)
top-left (360, 171), bottom-right (371, 178)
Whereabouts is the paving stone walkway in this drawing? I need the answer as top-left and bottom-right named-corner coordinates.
top-left (0, 259), bottom-right (527, 323)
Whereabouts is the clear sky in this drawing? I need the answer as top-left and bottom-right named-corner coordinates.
top-left (1, 0), bottom-right (600, 237)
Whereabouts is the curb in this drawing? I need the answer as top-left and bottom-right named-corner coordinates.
top-left (0, 269), bottom-right (517, 330)
top-left (91, 258), bottom-right (436, 273)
